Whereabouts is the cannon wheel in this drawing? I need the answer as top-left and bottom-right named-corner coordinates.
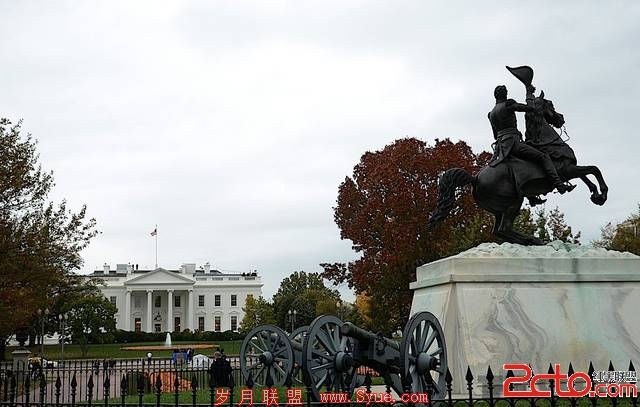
top-left (289, 325), bottom-right (309, 384)
top-left (302, 315), bottom-right (361, 401)
top-left (289, 325), bottom-right (309, 343)
top-left (240, 324), bottom-right (294, 388)
top-left (400, 312), bottom-right (448, 399)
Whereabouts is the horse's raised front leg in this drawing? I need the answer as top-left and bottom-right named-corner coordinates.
top-left (561, 164), bottom-right (608, 205)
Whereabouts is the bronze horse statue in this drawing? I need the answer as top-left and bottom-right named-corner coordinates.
top-left (428, 91), bottom-right (608, 245)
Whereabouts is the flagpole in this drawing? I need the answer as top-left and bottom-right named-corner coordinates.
top-left (155, 224), bottom-right (158, 269)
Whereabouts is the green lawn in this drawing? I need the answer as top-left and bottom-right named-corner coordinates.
top-left (4, 341), bottom-right (242, 361)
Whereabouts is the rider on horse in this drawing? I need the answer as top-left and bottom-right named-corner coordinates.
top-left (487, 83), bottom-right (573, 195)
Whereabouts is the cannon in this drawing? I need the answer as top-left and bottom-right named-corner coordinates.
top-left (301, 312), bottom-right (447, 401)
top-left (239, 324), bottom-right (309, 388)
top-left (239, 312), bottom-right (447, 401)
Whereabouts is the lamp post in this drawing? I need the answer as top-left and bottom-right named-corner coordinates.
top-left (37, 308), bottom-right (49, 358)
top-left (58, 313), bottom-right (68, 365)
top-left (287, 309), bottom-right (297, 332)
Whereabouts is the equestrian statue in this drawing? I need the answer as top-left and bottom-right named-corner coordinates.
top-left (428, 66), bottom-right (608, 245)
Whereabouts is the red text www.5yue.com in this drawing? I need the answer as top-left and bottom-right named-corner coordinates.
top-left (319, 389), bottom-right (429, 404)
top-left (503, 363), bottom-right (638, 398)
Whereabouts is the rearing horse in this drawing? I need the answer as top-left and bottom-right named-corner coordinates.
top-left (428, 92), bottom-right (608, 245)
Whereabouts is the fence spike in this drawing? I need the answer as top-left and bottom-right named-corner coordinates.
top-left (629, 360), bottom-right (635, 372)
top-left (445, 367), bottom-right (453, 384)
top-left (548, 364), bottom-right (554, 374)
top-left (608, 361), bottom-right (615, 371)
top-left (465, 366), bottom-right (474, 382)
top-left (567, 363), bottom-right (574, 376)
top-left (245, 373), bottom-right (254, 389)
top-left (486, 365), bottom-right (494, 382)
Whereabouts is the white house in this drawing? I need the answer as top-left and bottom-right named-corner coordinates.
top-left (88, 263), bottom-right (262, 333)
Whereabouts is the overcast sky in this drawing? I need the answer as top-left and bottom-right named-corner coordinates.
top-left (2, 1), bottom-right (638, 302)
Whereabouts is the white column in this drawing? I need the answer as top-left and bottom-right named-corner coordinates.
top-left (187, 289), bottom-right (194, 331)
top-left (167, 290), bottom-right (173, 332)
top-left (146, 290), bottom-right (153, 333)
top-left (124, 290), bottom-right (131, 331)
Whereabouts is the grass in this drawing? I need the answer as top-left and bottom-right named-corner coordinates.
top-left (4, 341), bottom-right (242, 361)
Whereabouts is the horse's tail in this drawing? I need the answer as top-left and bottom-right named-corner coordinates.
top-left (428, 168), bottom-right (476, 227)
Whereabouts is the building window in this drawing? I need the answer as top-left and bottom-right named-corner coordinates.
top-left (155, 296), bottom-right (161, 308)
top-left (214, 316), bottom-right (221, 332)
top-left (134, 296), bottom-right (142, 308)
top-left (174, 295), bottom-right (181, 307)
top-left (231, 295), bottom-right (237, 307)
top-left (109, 296), bottom-right (117, 305)
top-left (134, 318), bottom-right (142, 332)
top-left (198, 295), bottom-right (205, 307)
top-left (198, 317), bottom-right (205, 332)
top-left (214, 295), bottom-right (221, 307)
top-left (174, 317), bottom-right (181, 332)
top-left (154, 323), bottom-right (161, 333)
top-left (230, 316), bottom-right (238, 332)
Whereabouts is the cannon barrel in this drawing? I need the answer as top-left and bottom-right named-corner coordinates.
top-left (340, 322), bottom-right (399, 351)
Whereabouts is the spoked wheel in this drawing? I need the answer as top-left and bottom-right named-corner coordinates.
top-left (289, 325), bottom-right (309, 384)
top-left (240, 325), bottom-right (294, 388)
top-left (400, 312), bottom-right (448, 399)
top-left (302, 315), bottom-right (361, 401)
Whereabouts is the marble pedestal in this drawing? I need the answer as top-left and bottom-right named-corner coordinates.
top-left (410, 242), bottom-right (640, 396)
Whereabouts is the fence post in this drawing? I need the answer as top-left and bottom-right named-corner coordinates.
top-left (587, 362), bottom-right (596, 407)
top-left (175, 370), bottom-right (180, 407)
top-left (25, 370), bottom-right (31, 407)
top-left (191, 375), bottom-right (198, 407)
top-left (136, 372), bottom-right (145, 407)
top-left (8, 372), bottom-right (16, 407)
top-left (547, 364), bottom-right (556, 407)
top-left (228, 368), bottom-right (235, 407)
top-left (69, 372), bottom-right (77, 407)
top-left (120, 374), bottom-right (128, 407)
top-left (445, 368), bottom-right (453, 407)
top-left (55, 374), bottom-right (62, 406)
top-left (208, 368), bottom-right (216, 407)
top-left (628, 361), bottom-right (637, 407)
top-left (155, 372), bottom-right (162, 407)
top-left (87, 374), bottom-right (94, 407)
top-left (39, 372), bottom-right (46, 407)
top-left (465, 366), bottom-right (474, 406)
top-left (104, 373), bottom-right (111, 407)
top-left (486, 366), bottom-right (495, 407)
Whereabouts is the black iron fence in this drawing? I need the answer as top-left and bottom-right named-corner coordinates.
top-left (1, 359), bottom-right (638, 407)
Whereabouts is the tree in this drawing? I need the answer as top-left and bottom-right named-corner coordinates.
top-left (272, 271), bottom-right (340, 331)
top-left (239, 296), bottom-right (276, 334)
top-left (513, 206), bottom-right (580, 244)
top-left (593, 204), bottom-right (640, 255)
top-left (63, 290), bottom-right (117, 357)
top-left (0, 118), bottom-right (97, 359)
top-left (321, 138), bottom-right (493, 334)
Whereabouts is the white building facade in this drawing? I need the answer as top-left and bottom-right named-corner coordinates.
top-left (88, 263), bottom-right (262, 333)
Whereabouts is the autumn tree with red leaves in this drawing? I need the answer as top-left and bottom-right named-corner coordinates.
top-left (321, 138), bottom-right (493, 333)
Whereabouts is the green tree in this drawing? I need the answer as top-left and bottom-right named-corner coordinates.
top-left (63, 290), bottom-right (117, 357)
top-left (239, 296), bottom-right (276, 334)
top-left (514, 206), bottom-right (580, 244)
top-left (0, 118), bottom-right (98, 359)
top-left (593, 204), bottom-right (640, 255)
top-left (272, 271), bottom-right (340, 331)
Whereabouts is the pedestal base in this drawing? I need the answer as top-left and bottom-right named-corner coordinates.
top-left (410, 242), bottom-right (640, 396)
